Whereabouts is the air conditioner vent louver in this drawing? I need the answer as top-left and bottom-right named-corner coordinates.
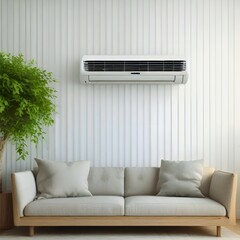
top-left (84, 60), bottom-right (186, 72)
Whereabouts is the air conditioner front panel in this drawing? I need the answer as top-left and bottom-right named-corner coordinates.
top-left (80, 55), bottom-right (188, 84)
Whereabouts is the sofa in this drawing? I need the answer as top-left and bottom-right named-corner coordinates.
top-left (11, 161), bottom-right (237, 237)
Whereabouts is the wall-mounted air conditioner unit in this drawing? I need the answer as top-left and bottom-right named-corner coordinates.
top-left (80, 55), bottom-right (188, 84)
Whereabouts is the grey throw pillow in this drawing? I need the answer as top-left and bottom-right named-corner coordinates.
top-left (157, 160), bottom-right (204, 197)
top-left (35, 158), bottom-right (92, 199)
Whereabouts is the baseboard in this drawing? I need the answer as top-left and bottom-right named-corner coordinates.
top-left (0, 192), bottom-right (14, 229)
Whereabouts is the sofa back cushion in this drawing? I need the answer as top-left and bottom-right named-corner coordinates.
top-left (88, 167), bottom-right (124, 196)
top-left (125, 167), bottom-right (215, 197)
top-left (125, 167), bottom-right (159, 197)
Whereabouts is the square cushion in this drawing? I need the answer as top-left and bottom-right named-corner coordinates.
top-left (157, 160), bottom-right (204, 197)
top-left (35, 158), bottom-right (92, 199)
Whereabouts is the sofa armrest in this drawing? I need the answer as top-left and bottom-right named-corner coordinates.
top-left (209, 170), bottom-right (237, 223)
top-left (11, 171), bottom-right (37, 221)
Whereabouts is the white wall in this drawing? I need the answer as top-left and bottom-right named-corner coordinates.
top-left (1, 0), bottom-right (240, 215)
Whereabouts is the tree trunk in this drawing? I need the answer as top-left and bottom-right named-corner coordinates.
top-left (0, 138), bottom-right (8, 193)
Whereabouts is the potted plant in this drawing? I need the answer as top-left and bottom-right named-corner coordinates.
top-left (0, 52), bottom-right (56, 205)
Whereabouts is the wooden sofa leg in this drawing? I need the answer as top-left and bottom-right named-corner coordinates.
top-left (29, 226), bottom-right (35, 236)
top-left (217, 226), bottom-right (221, 237)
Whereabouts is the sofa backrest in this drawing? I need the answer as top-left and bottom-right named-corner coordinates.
top-left (124, 167), bottom-right (215, 197)
top-left (88, 167), bottom-right (125, 196)
top-left (33, 166), bottom-right (215, 197)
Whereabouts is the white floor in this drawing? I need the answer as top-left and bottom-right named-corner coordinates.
top-left (1, 226), bottom-right (240, 240)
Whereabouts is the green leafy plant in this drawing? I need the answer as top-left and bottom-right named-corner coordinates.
top-left (0, 52), bottom-right (56, 192)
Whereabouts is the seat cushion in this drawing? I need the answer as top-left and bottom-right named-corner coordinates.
top-left (24, 196), bottom-right (124, 216)
top-left (125, 196), bottom-right (226, 216)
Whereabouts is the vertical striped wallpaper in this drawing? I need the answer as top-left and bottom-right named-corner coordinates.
top-left (1, 0), bottom-right (240, 215)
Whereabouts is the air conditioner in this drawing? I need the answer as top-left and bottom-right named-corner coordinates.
top-left (80, 55), bottom-right (188, 84)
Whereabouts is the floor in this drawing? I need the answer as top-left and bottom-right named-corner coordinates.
top-left (226, 220), bottom-right (240, 235)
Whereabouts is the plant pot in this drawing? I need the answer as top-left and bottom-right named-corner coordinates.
top-left (0, 192), bottom-right (13, 229)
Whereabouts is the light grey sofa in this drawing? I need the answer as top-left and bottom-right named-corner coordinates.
top-left (11, 167), bottom-right (237, 237)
